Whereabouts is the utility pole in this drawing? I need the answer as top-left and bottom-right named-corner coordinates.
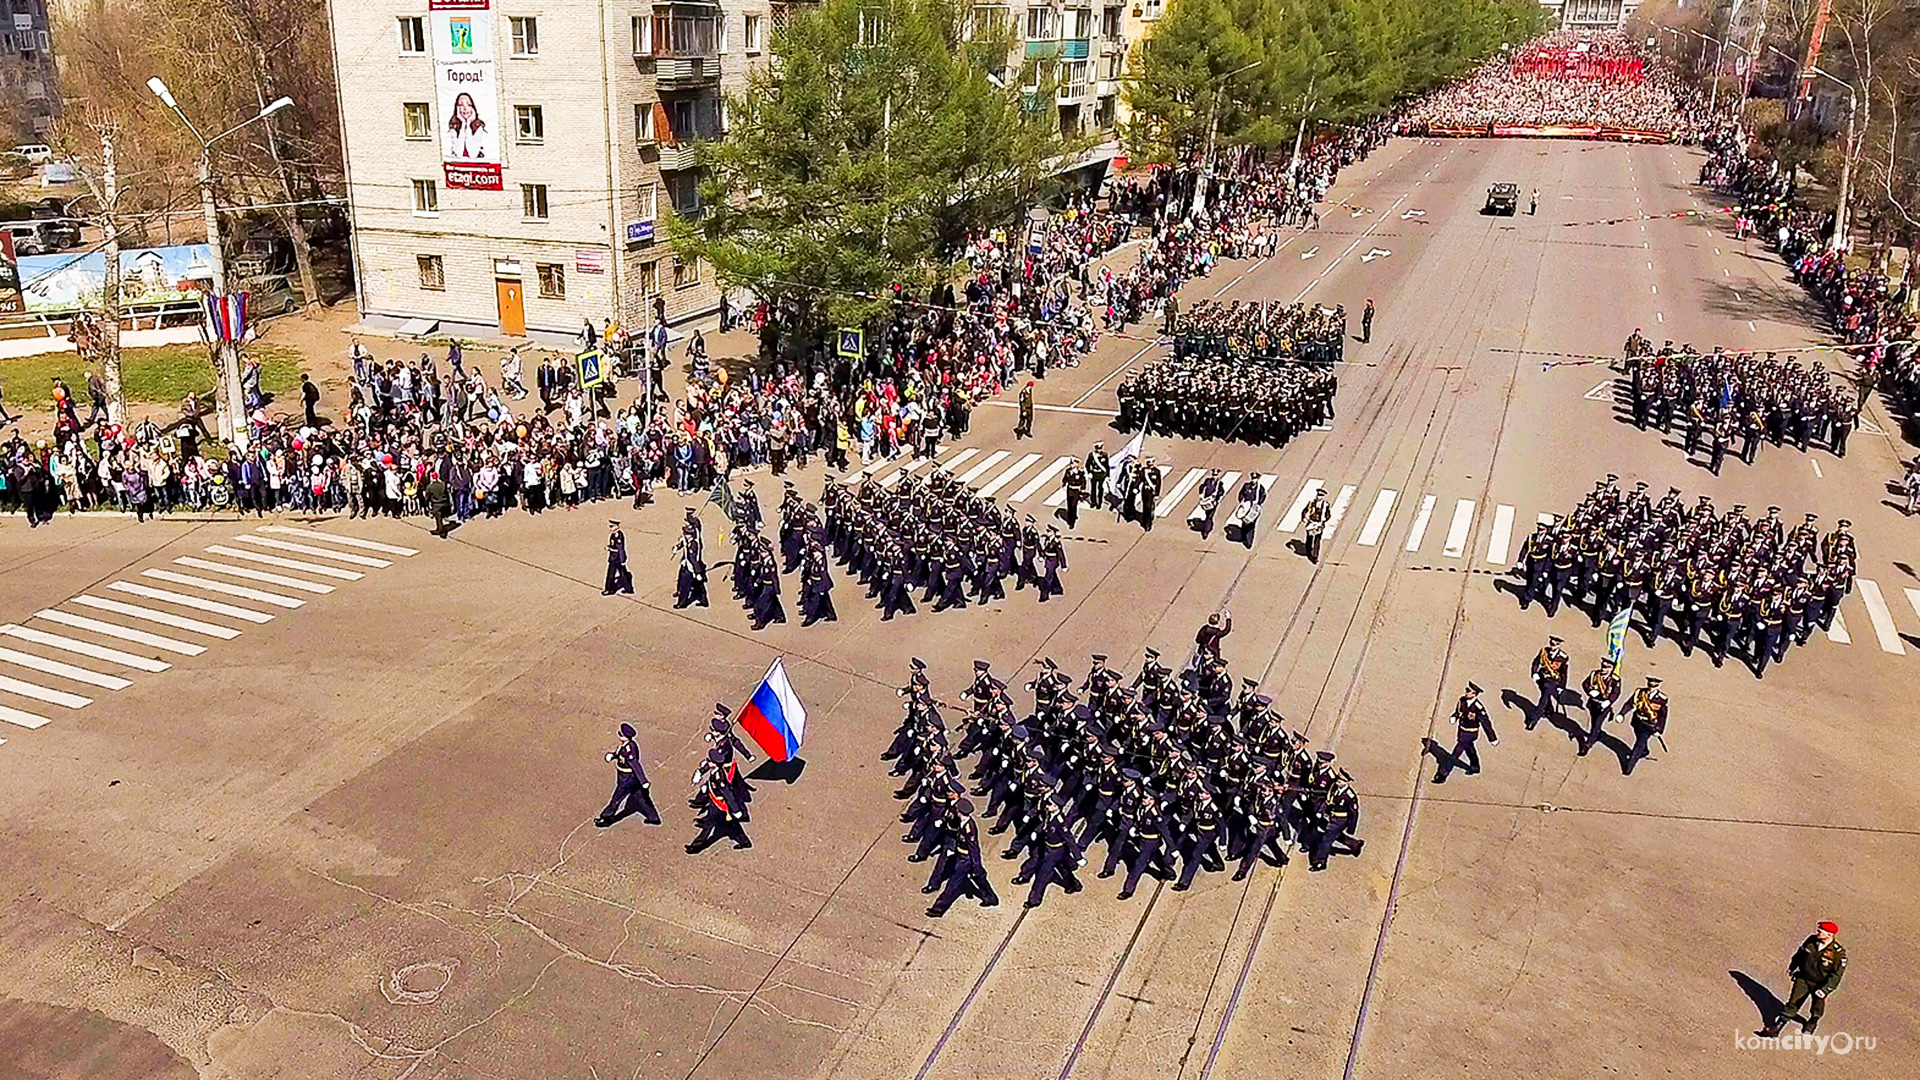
top-left (1287, 71), bottom-right (1320, 185)
top-left (1832, 99), bottom-right (1855, 253)
top-left (99, 124), bottom-right (124, 425)
top-left (1190, 59), bottom-right (1262, 219)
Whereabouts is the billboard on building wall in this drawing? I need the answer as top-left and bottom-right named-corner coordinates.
top-left (432, 0), bottom-right (503, 190)
top-left (0, 233), bottom-right (23, 315)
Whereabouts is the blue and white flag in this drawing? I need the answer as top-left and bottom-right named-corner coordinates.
top-left (1605, 606), bottom-right (1633, 666)
top-left (1107, 424), bottom-right (1147, 474)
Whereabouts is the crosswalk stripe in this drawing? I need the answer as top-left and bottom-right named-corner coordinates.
top-left (1826, 609), bottom-right (1852, 645)
top-left (0, 646), bottom-right (132, 690)
top-left (0, 672), bottom-right (92, 709)
top-left (1357, 490), bottom-right (1398, 547)
top-left (203, 545), bottom-right (362, 581)
top-left (923, 447), bottom-right (978, 481)
top-left (1442, 499), bottom-right (1475, 558)
top-left (976, 453), bottom-right (1041, 498)
top-left (955, 449), bottom-right (1011, 485)
top-left (107, 582), bottom-right (273, 623)
top-left (1906, 587), bottom-right (1920, 627)
top-left (33, 611), bottom-right (207, 655)
top-left (1277, 479), bottom-right (1325, 533)
top-left (875, 457), bottom-right (930, 488)
top-left (1404, 495), bottom-right (1437, 552)
top-left (1010, 456), bottom-right (1072, 503)
top-left (1485, 504), bottom-right (1517, 565)
top-left (1856, 580), bottom-right (1905, 655)
top-left (1537, 512), bottom-right (1558, 527)
top-left (177, 556), bottom-right (337, 593)
top-left (230, 535), bottom-right (392, 568)
top-left (1322, 485), bottom-right (1358, 536)
top-left (0, 704), bottom-right (52, 730)
top-left (70, 596), bottom-right (241, 639)
top-left (1157, 469), bottom-right (1207, 517)
top-left (0, 624), bottom-right (172, 672)
top-left (143, 570), bottom-right (305, 609)
top-left (255, 525), bottom-right (418, 556)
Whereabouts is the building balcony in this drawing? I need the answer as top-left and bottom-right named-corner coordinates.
top-left (1099, 36), bottom-right (1124, 55)
top-left (1061, 38), bottom-right (1091, 59)
top-left (1095, 79), bottom-right (1116, 97)
top-left (1024, 39), bottom-right (1060, 60)
top-left (656, 142), bottom-right (702, 170)
top-left (655, 55), bottom-right (720, 85)
top-left (1057, 82), bottom-right (1088, 103)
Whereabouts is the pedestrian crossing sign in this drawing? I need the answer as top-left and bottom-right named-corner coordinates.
top-left (837, 327), bottom-right (863, 359)
top-left (577, 347), bottom-right (604, 389)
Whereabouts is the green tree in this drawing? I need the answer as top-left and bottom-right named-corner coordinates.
top-left (672, 0), bottom-right (1068, 331)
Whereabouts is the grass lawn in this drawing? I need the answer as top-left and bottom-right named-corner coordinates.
top-left (0, 343), bottom-right (303, 411)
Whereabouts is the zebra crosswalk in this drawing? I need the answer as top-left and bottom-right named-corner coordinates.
top-left (829, 442), bottom-right (1920, 660)
top-left (0, 526), bottom-right (419, 746)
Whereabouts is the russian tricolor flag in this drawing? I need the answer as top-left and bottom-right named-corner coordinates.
top-left (738, 658), bottom-right (808, 763)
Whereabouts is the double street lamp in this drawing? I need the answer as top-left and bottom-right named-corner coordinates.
top-left (147, 77), bottom-right (292, 444)
top-left (1189, 59), bottom-right (1262, 218)
top-left (1762, 44), bottom-right (1858, 253)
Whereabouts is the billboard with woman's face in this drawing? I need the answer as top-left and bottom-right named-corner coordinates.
top-left (432, 2), bottom-right (502, 189)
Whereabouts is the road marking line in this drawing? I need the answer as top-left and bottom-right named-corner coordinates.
top-left (1583, 381), bottom-right (1614, 402)
top-left (873, 456), bottom-right (930, 488)
top-left (1485, 504), bottom-right (1516, 565)
top-left (70, 596), bottom-right (241, 639)
top-left (1826, 610), bottom-right (1852, 645)
top-left (203, 546), bottom-right (362, 581)
top-left (0, 704), bottom-right (52, 730)
top-left (976, 453), bottom-right (1042, 498)
top-left (142, 570), bottom-right (304, 609)
top-left (924, 447), bottom-right (978, 481)
top-left (1010, 456), bottom-right (1072, 504)
top-left (1748, 320), bottom-right (1757, 332)
top-left (1811, 460), bottom-right (1823, 478)
top-left (955, 449), bottom-right (1011, 485)
top-left (1442, 499), bottom-right (1475, 558)
top-left (0, 624), bottom-right (171, 672)
top-left (1650, 284), bottom-right (1657, 294)
top-left (1158, 469), bottom-right (1206, 517)
top-left (1906, 588), bottom-right (1920, 629)
top-left (1277, 480), bottom-right (1324, 533)
top-left (1356, 490), bottom-right (1397, 547)
top-left (1404, 495), bottom-right (1437, 552)
top-left (1656, 312), bottom-right (1664, 323)
top-left (1857, 580), bottom-right (1905, 655)
top-left (256, 526), bottom-right (419, 556)
top-left (230, 535), bottom-right (392, 568)
top-left (0, 646), bottom-right (131, 690)
top-left (0, 672), bottom-right (92, 709)
top-left (107, 582), bottom-right (273, 623)
top-left (1070, 338), bottom-right (1162, 408)
top-left (1323, 485), bottom-right (1357, 537)
top-left (176, 556), bottom-right (336, 593)
top-left (33, 611), bottom-right (207, 656)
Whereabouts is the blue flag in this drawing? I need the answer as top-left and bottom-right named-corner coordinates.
top-left (1606, 606), bottom-right (1632, 666)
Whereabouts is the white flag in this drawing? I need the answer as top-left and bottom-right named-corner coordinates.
top-left (1107, 425), bottom-right (1147, 474)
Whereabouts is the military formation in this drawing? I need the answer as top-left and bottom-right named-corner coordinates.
top-left (1173, 299), bottom-right (1349, 364)
top-left (818, 468), bottom-right (1067, 619)
top-left (1116, 358), bottom-right (1338, 445)
top-left (1622, 339), bottom-right (1863, 473)
top-left (1514, 476), bottom-right (1859, 678)
top-left (886, 631), bottom-right (1364, 917)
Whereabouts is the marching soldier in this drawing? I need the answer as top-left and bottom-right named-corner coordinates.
top-left (687, 758), bottom-right (753, 853)
top-left (603, 520), bottom-right (633, 596)
top-left (674, 512), bottom-right (709, 608)
top-left (1301, 485), bottom-right (1332, 563)
top-left (1528, 635), bottom-right (1570, 729)
top-left (1577, 660), bottom-right (1621, 756)
top-left (924, 810), bottom-right (1000, 917)
top-left (1060, 457), bottom-right (1086, 529)
top-left (596, 722), bottom-right (662, 827)
top-left (1432, 682), bottom-right (1495, 783)
top-left (1622, 676), bottom-right (1669, 775)
top-left (1309, 770), bottom-right (1364, 871)
top-left (1085, 442), bottom-right (1110, 510)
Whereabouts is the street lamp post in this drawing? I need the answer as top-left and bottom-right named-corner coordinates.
top-left (1190, 59), bottom-right (1262, 219)
top-left (1286, 52), bottom-right (1342, 190)
top-left (1803, 64), bottom-right (1859, 253)
top-left (147, 77), bottom-right (292, 445)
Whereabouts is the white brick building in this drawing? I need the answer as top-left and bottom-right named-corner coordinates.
top-left (327, 0), bottom-right (769, 339)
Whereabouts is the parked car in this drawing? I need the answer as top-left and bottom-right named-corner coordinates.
top-left (5, 222), bottom-right (51, 256)
top-left (244, 273), bottom-right (305, 315)
top-left (10, 144), bottom-right (53, 166)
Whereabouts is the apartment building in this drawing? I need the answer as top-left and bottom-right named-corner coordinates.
top-left (327, 0), bottom-right (774, 339)
top-left (2, 0), bottom-right (57, 140)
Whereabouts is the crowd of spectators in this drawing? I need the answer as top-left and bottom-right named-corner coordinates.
top-left (1402, 31), bottom-right (1704, 137)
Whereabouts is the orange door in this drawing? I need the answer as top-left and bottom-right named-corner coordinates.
top-left (496, 278), bottom-right (526, 336)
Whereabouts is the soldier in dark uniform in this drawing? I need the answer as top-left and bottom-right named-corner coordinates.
top-left (925, 809), bottom-right (1000, 917)
top-left (1622, 676), bottom-right (1668, 775)
top-left (1084, 443), bottom-right (1110, 510)
top-left (1011, 798), bottom-right (1085, 909)
top-left (1577, 660), bottom-right (1620, 756)
top-left (1528, 635), bottom-right (1570, 729)
top-left (675, 512), bottom-right (709, 608)
top-left (1037, 526), bottom-right (1068, 601)
top-left (1760, 921), bottom-right (1847, 1036)
top-left (603, 520), bottom-right (633, 595)
top-left (596, 722), bottom-right (662, 826)
top-left (1308, 770), bottom-right (1364, 871)
top-left (1432, 683), bottom-right (1494, 783)
top-left (799, 539), bottom-right (837, 625)
top-left (1301, 485), bottom-right (1331, 563)
top-left (1060, 458), bottom-right (1086, 528)
top-left (687, 759), bottom-right (753, 853)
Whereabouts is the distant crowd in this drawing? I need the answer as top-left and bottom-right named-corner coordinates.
top-left (1402, 31), bottom-right (1704, 137)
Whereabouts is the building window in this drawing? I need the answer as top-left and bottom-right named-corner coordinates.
top-left (521, 183), bottom-right (550, 220)
top-left (631, 14), bottom-right (652, 55)
top-left (1025, 6), bottom-right (1055, 40)
top-left (636, 260), bottom-right (660, 297)
top-left (673, 256), bottom-right (701, 289)
top-left (398, 16), bottom-right (426, 54)
top-left (403, 102), bottom-right (432, 139)
top-left (1101, 5), bottom-right (1121, 38)
top-left (665, 172), bottom-right (702, 216)
top-left (515, 105), bottom-right (544, 143)
top-left (744, 13), bottom-right (764, 52)
top-left (510, 16), bottom-right (539, 56)
top-left (635, 102), bottom-right (658, 144)
top-left (411, 178), bottom-right (439, 215)
top-left (857, 9), bottom-right (886, 46)
top-left (417, 254), bottom-right (445, 290)
top-left (537, 262), bottom-right (566, 299)
top-left (637, 183), bottom-right (658, 220)
top-left (666, 96), bottom-right (721, 141)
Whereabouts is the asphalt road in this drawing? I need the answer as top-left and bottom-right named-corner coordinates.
top-left (2, 139), bottom-right (1916, 1080)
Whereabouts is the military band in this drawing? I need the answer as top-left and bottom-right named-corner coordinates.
top-left (1117, 355), bottom-right (1337, 446)
top-left (1170, 299), bottom-right (1347, 364)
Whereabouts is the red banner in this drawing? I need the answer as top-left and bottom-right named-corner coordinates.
top-left (445, 162), bottom-right (503, 190)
